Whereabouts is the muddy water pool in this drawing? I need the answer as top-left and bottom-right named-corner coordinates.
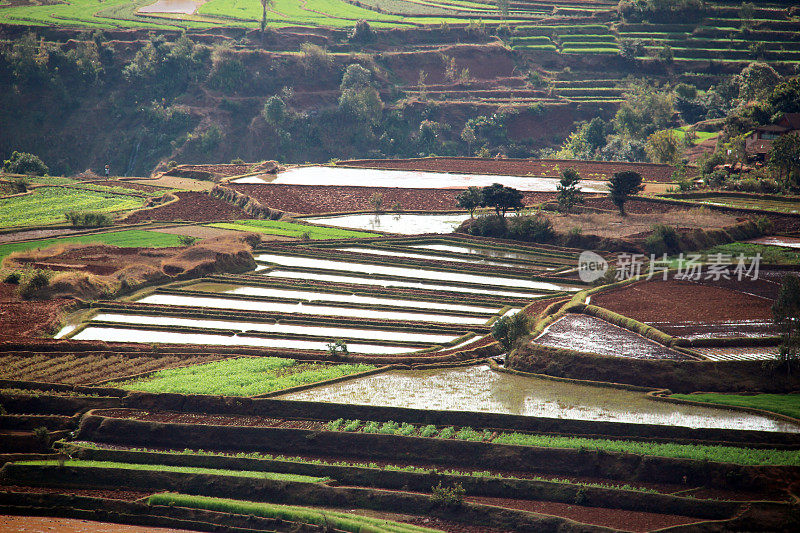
top-left (304, 213), bottom-right (470, 234)
top-left (278, 365), bottom-right (800, 432)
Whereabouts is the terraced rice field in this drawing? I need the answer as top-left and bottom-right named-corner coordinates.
top-left (65, 236), bottom-right (579, 356)
top-left (694, 346), bottom-right (780, 362)
top-left (277, 364), bottom-right (800, 432)
top-left (234, 165), bottom-right (607, 192)
top-left (687, 195), bottom-right (800, 214)
top-left (302, 213), bottom-right (471, 234)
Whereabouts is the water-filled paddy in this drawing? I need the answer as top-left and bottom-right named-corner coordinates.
top-left (334, 246), bottom-right (522, 267)
top-left (278, 365), bottom-right (800, 432)
top-left (409, 243), bottom-right (562, 263)
top-left (235, 166), bottom-right (606, 192)
top-left (139, 0), bottom-right (203, 13)
top-left (534, 314), bottom-right (689, 360)
top-left (748, 236), bottom-right (800, 249)
top-left (255, 253), bottom-right (573, 291)
top-left (137, 294), bottom-right (489, 325)
top-left (265, 270), bottom-right (542, 299)
top-left (304, 213), bottom-right (470, 235)
top-left (89, 313), bottom-right (461, 344)
top-left (72, 327), bottom-right (416, 354)
top-left (189, 282), bottom-right (499, 313)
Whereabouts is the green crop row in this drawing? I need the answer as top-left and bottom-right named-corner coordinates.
top-left (328, 419), bottom-right (800, 466)
top-left (0, 230), bottom-right (188, 263)
top-left (207, 219), bottom-right (380, 239)
top-left (16, 459), bottom-right (326, 482)
top-left (148, 493), bottom-right (441, 533)
top-left (670, 393), bottom-right (800, 420)
top-left (0, 187), bottom-right (146, 228)
top-left (112, 357), bottom-right (375, 396)
top-left (561, 48), bottom-right (619, 54)
top-left (511, 44), bottom-right (558, 51)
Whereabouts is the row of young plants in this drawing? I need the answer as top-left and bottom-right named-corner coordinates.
top-left (64, 441), bottom-right (658, 495)
top-left (325, 419), bottom-right (800, 466)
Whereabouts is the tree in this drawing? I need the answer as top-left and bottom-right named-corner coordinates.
top-left (738, 62), bottom-right (781, 102)
top-left (766, 76), bottom-right (800, 115)
top-left (645, 129), bottom-right (681, 164)
top-left (612, 81), bottom-right (675, 138)
top-left (773, 274), bottom-right (800, 372)
top-left (491, 311), bottom-right (528, 351)
top-left (456, 186), bottom-right (483, 218)
top-left (480, 183), bottom-right (524, 216)
top-left (262, 95), bottom-right (286, 127)
top-left (260, 0), bottom-right (274, 33)
top-left (608, 171), bottom-right (644, 216)
top-left (768, 134), bottom-right (800, 186)
top-left (460, 124), bottom-right (476, 153)
top-left (556, 167), bottom-right (584, 213)
top-left (2, 151), bottom-right (48, 176)
top-left (338, 64), bottom-right (383, 125)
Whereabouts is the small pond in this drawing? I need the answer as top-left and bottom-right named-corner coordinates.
top-left (304, 213), bottom-right (470, 235)
top-left (277, 365), bottom-right (800, 432)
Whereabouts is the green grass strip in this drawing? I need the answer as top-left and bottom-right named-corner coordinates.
top-left (0, 230), bottom-right (187, 263)
top-left (671, 393), bottom-right (800, 421)
top-left (112, 357), bottom-right (375, 396)
top-left (148, 493), bottom-right (443, 533)
top-left (17, 460), bottom-right (326, 482)
top-left (207, 220), bottom-right (379, 239)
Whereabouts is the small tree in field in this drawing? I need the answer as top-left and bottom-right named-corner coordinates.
top-left (456, 186), bottom-right (483, 218)
top-left (480, 183), bottom-right (524, 216)
top-left (556, 167), bottom-right (584, 213)
top-left (608, 171), bottom-right (644, 217)
top-left (369, 192), bottom-right (384, 213)
top-left (260, 0), bottom-right (274, 33)
top-left (773, 274), bottom-right (800, 373)
top-left (492, 312), bottom-right (528, 351)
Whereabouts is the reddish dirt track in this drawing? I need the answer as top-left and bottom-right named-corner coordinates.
top-left (0, 283), bottom-right (74, 339)
top-left (466, 497), bottom-right (703, 533)
top-left (591, 279), bottom-right (773, 325)
top-left (120, 192), bottom-right (249, 223)
top-left (0, 514), bottom-right (195, 533)
top-left (339, 158), bottom-right (681, 183)
top-left (229, 184), bottom-right (554, 214)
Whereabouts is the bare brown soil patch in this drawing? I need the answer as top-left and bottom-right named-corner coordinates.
top-left (121, 192), bottom-right (250, 223)
top-left (544, 208), bottom-right (736, 239)
top-left (0, 486), bottom-right (151, 502)
top-left (0, 228), bottom-right (83, 244)
top-left (339, 158), bottom-right (682, 183)
top-left (0, 283), bottom-right (74, 339)
top-left (149, 225), bottom-right (244, 239)
top-left (0, 352), bottom-right (229, 385)
top-left (229, 184), bottom-right (554, 215)
top-left (131, 176), bottom-right (213, 191)
top-left (89, 180), bottom-right (165, 194)
top-left (0, 514), bottom-right (196, 533)
top-left (99, 409), bottom-right (328, 430)
top-left (591, 279), bottom-right (774, 338)
top-left (466, 496), bottom-right (703, 533)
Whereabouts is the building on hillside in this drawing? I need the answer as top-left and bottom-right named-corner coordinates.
top-left (745, 113), bottom-right (800, 162)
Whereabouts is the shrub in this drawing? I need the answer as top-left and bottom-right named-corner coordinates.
top-left (18, 270), bottom-right (51, 300)
top-left (199, 125), bottom-right (222, 153)
top-left (328, 418), bottom-right (344, 431)
top-left (349, 20), bottom-right (374, 42)
top-left (460, 214), bottom-right (507, 238)
top-left (431, 482), bottom-right (465, 507)
top-left (4, 272), bottom-right (21, 284)
top-left (64, 211), bottom-right (112, 228)
top-left (378, 421), bottom-right (400, 434)
top-left (178, 235), bottom-right (197, 247)
top-left (644, 224), bottom-right (681, 256)
top-left (342, 419), bottom-right (361, 432)
top-left (301, 43), bottom-right (332, 74)
top-left (230, 158), bottom-right (245, 165)
top-left (369, 192), bottom-right (384, 213)
top-left (167, 160), bottom-right (178, 170)
top-left (33, 426), bottom-right (50, 444)
top-left (419, 425), bottom-right (438, 438)
top-left (2, 151), bottom-right (49, 176)
top-left (326, 339), bottom-right (348, 360)
top-left (507, 214), bottom-right (554, 243)
top-left (492, 312), bottom-right (528, 351)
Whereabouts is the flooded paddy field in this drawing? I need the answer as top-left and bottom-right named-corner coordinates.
top-left (533, 314), bottom-right (690, 360)
top-left (693, 194), bottom-right (800, 214)
top-left (278, 365), bottom-right (800, 432)
top-left (303, 213), bottom-right (471, 234)
top-left (748, 236), bottom-right (800, 249)
top-left (234, 165), bottom-right (607, 192)
top-left (694, 345), bottom-right (780, 361)
top-left (61, 236), bottom-right (579, 355)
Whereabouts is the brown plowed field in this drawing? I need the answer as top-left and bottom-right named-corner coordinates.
top-left (0, 514), bottom-right (194, 533)
top-left (89, 180), bottom-right (165, 193)
top-left (0, 352), bottom-right (230, 385)
top-left (338, 158), bottom-right (682, 183)
top-left (120, 192), bottom-right (250, 223)
top-left (0, 283), bottom-right (75, 339)
top-left (591, 279), bottom-right (775, 338)
top-left (229, 184), bottom-right (554, 214)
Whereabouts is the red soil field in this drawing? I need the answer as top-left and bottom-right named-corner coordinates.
top-left (0, 514), bottom-right (195, 533)
top-left (89, 180), bottom-right (165, 193)
top-left (229, 184), bottom-right (555, 214)
top-left (0, 283), bottom-right (74, 339)
top-left (338, 157), bottom-right (681, 183)
top-left (120, 192), bottom-right (250, 223)
top-left (591, 279), bottom-right (774, 333)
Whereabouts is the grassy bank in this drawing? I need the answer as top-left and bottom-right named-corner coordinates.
top-left (670, 393), bottom-right (800, 421)
top-left (207, 219), bottom-right (380, 239)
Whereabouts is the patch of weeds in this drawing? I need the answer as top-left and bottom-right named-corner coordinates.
top-left (419, 425), bottom-right (438, 438)
top-left (342, 419), bottom-right (361, 432)
top-left (327, 418), bottom-right (344, 431)
top-left (431, 482), bottom-right (465, 507)
top-left (378, 421), bottom-right (400, 434)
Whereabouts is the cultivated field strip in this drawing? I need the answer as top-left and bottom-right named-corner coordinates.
top-left (63, 237), bottom-right (579, 356)
top-left (695, 346), bottom-right (780, 362)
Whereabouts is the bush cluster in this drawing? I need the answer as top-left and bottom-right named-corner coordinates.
top-left (64, 211), bottom-right (112, 227)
